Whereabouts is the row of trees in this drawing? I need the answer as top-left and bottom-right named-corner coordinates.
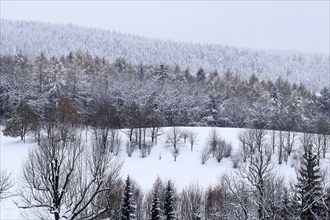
top-left (1, 52), bottom-right (329, 135)
top-left (3, 98), bottom-right (329, 166)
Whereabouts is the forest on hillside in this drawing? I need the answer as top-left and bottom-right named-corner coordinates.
top-left (1, 19), bottom-right (329, 91)
top-left (0, 51), bottom-right (329, 136)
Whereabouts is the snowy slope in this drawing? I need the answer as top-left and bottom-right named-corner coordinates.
top-left (0, 128), bottom-right (34, 219)
top-left (1, 126), bottom-right (329, 219)
top-left (121, 127), bottom-right (243, 191)
top-left (1, 19), bottom-right (329, 91)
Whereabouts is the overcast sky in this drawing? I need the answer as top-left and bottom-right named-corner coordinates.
top-left (1, 1), bottom-right (329, 53)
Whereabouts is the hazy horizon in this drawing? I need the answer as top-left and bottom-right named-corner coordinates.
top-left (1, 1), bottom-right (329, 54)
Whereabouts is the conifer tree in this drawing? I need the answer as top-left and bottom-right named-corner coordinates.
top-left (121, 176), bottom-right (136, 220)
top-left (196, 67), bottom-right (206, 82)
top-left (3, 100), bottom-right (38, 143)
top-left (164, 181), bottom-right (176, 220)
top-left (150, 190), bottom-right (161, 220)
top-left (296, 144), bottom-right (325, 219)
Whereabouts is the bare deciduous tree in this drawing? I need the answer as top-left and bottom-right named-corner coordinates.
top-left (188, 131), bottom-right (198, 151)
top-left (180, 129), bottom-right (189, 144)
top-left (208, 128), bottom-right (219, 157)
top-left (148, 127), bottom-right (161, 145)
top-left (238, 129), bottom-right (275, 220)
top-left (221, 174), bottom-right (252, 220)
top-left (278, 131), bottom-right (284, 164)
top-left (0, 169), bottom-right (12, 200)
top-left (179, 184), bottom-right (204, 220)
top-left (215, 139), bottom-right (232, 162)
top-left (238, 131), bottom-right (248, 162)
top-left (166, 127), bottom-right (181, 151)
top-left (231, 152), bottom-right (242, 169)
top-left (19, 131), bottom-right (122, 220)
top-left (200, 146), bottom-right (211, 165)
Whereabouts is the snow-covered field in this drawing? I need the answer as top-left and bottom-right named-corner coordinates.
top-left (0, 126), bottom-right (328, 219)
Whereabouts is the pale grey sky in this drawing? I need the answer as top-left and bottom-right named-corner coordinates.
top-left (1, 1), bottom-right (329, 53)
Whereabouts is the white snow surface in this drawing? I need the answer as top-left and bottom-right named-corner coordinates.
top-left (0, 126), bottom-right (328, 219)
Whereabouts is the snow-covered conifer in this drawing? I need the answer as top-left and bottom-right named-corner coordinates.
top-left (150, 191), bottom-right (161, 220)
top-left (296, 144), bottom-right (325, 219)
top-left (164, 181), bottom-right (176, 220)
top-left (122, 176), bottom-right (136, 220)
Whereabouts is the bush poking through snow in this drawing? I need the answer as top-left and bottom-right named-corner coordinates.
top-left (201, 146), bottom-right (211, 165)
top-left (172, 149), bottom-right (179, 162)
top-left (215, 139), bottom-right (232, 162)
top-left (230, 152), bottom-right (242, 168)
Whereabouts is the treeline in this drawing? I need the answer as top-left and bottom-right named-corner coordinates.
top-left (0, 51), bottom-right (329, 135)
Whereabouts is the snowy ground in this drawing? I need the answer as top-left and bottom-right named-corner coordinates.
top-left (1, 126), bottom-right (328, 219)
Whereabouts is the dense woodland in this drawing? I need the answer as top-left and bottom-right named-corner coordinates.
top-left (1, 19), bottom-right (329, 91)
top-left (0, 51), bottom-right (329, 135)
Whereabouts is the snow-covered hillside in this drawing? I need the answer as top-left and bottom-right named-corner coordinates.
top-left (1, 126), bottom-right (329, 219)
top-left (1, 19), bottom-right (329, 91)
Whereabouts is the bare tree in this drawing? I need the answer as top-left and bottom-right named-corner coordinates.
top-left (221, 174), bottom-right (252, 220)
top-left (92, 100), bottom-right (119, 149)
top-left (97, 179), bottom-right (124, 219)
top-left (19, 131), bottom-right (122, 220)
top-left (200, 146), bottom-right (211, 165)
top-left (238, 129), bottom-right (275, 219)
top-left (282, 130), bottom-right (297, 164)
top-left (215, 139), bottom-right (232, 162)
top-left (300, 132), bottom-right (314, 152)
top-left (179, 184), bottom-right (204, 220)
top-left (208, 128), bottom-right (219, 157)
top-left (166, 127), bottom-right (181, 151)
top-left (148, 127), bottom-right (162, 145)
top-left (314, 116), bottom-right (330, 159)
top-left (231, 152), bottom-right (242, 169)
top-left (238, 131), bottom-right (248, 162)
top-left (0, 169), bottom-right (13, 200)
top-left (204, 178), bottom-right (233, 219)
top-left (180, 129), bottom-right (189, 144)
top-left (271, 130), bottom-right (276, 154)
top-left (188, 131), bottom-right (198, 151)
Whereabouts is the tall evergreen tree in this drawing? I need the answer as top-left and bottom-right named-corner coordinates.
top-left (164, 181), bottom-right (176, 220)
top-left (3, 100), bottom-right (38, 143)
top-left (196, 67), bottom-right (206, 82)
top-left (150, 190), bottom-right (161, 220)
top-left (121, 176), bottom-right (136, 220)
top-left (296, 144), bottom-right (325, 219)
top-left (317, 87), bottom-right (330, 116)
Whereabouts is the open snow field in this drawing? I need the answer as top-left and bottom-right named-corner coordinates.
top-left (1, 126), bottom-right (328, 219)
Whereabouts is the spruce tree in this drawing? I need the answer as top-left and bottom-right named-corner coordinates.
top-left (150, 190), bottom-right (161, 220)
top-left (296, 144), bottom-right (324, 219)
top-left (164, 181), bottom-right (176, 220)
top-left (121, 176), bottom-right (136, 220)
